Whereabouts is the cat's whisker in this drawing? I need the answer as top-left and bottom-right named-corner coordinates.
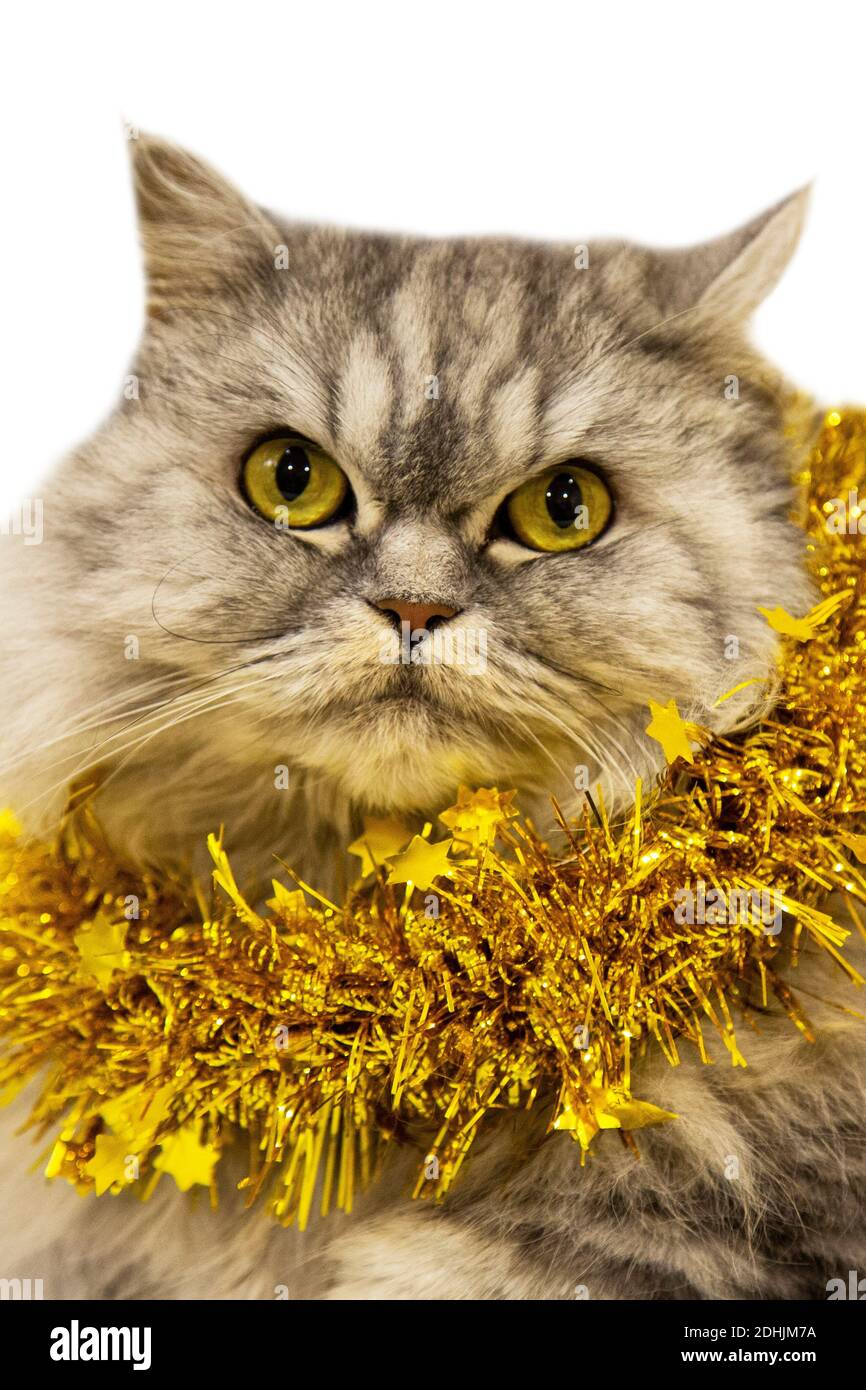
top-left (0, 672), bottom-right (193, 775)
top-left (496, 691), bottom-right (601, 787)
top-left (149, 545), bottom-right (297, 647)
top-left (513, 650), bottom-right (647, 790)
top-left (498, 709), bottom-right (576, 787)
top-left (515, 690), bottom-right (637, 808)
top-left (7, 655), bottom-right (300, 803)
top-left (0, 654), bottom-right (284, 779)
top-left (547, 684), bottom-right (643, 790)
top-left (12, 683), bottom-right (259, 819)
top-left (78, 658), bottom-right (334, 811)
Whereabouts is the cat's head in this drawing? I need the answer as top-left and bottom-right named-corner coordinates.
top-left (1, 136), bottom-right (813, 872)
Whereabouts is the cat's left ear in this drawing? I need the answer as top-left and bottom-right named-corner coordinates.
top-left (129, 132), bottom-right (280, 313)
top-left (650, 187), bottom-right (810, 324)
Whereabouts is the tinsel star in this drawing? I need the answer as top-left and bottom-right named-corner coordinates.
top-left (348, 816), bottom-right (412, 877)
top-left (74, 911), bottom-right (130, 988)
top-left (759, 591), bottom-right (849, 641)
top-left (100, 1084), bottom-right (173, 1144)
top-left (439, 785), bottom-right (517, 848)
top-left (266, 879), bottom-right (309, 917)
top-left (554, 1077), bottom-right (678, 1150)
top-left (153, 1127), bottom-right (219, 1192)
top-left (645, 697), bottom-right (694, 766)
top-left (85, 1133), bottom-right (134, 1196)
top-left (386, 834), bottom-right (455, 889)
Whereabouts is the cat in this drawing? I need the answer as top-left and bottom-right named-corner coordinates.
top-left (0, 135), bottom-right (863, 1300)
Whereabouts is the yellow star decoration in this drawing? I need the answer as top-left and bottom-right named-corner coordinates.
top-left (554, 1076), bottom-right (678, 1150)
top-left (759, 590), bottom-right (849, 642)
top-left (266, 879), bottom-right (308, 918)
top-left (153, 1126), bottom-right (219, 1193)
top-left (439, 785), bottom-right (518, 848)
top-left (100, 1084), bottom-right (173, 1146)
top-left (74, 911), bottom-right (130, 988)
top-left (348, 816), bottom-right (412, 877)
top-left (386, 835), bottom-right (454, 891)
top-left (645, 697), bottom-right (695, 766)
top-left (84, 1133), bottom-right (135, 1196)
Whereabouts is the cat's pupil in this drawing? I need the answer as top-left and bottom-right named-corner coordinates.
top-left (275, 446), bottom-right (311, 501)
top-left (545, 472), bottom-right (583, 529)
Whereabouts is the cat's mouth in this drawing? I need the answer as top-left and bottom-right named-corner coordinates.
top-left (322, 660), bottom-right (467, 714)
top-left (296, 698), bottom-right (524, 812)
top-left (325, 686), bottom-right (458, 722)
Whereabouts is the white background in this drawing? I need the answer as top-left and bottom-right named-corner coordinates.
top-left (2, 1), bottom-right (864, 509)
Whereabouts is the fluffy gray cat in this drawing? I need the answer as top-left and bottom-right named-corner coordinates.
top-left (1, 137), bottom-right (863, 1300)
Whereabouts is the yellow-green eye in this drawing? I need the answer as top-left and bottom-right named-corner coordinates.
top-left (243, 437), bottom-right (349, 528)
top-left (505, 463), bottom-right (612, 553)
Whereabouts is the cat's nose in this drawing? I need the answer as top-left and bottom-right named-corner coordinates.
top-left (373, 598), bottom-right (460, 631)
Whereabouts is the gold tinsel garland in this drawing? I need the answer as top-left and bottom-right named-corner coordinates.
top-left (1, 408), bottom-right (866, 1225)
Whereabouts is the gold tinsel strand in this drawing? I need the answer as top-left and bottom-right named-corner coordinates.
top-left (1, 407), bottom-right (865, 1224)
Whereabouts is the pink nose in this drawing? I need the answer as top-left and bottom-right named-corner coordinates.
top-left (374, 598), bottom-right (459, 631)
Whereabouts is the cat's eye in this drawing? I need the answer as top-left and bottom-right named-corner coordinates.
top-left (505, 463), bottom-right (612, 553)
top-left (243, 436), bottom-right (349, 528)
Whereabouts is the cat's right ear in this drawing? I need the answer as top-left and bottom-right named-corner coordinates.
top-left (129, 133), bottom-right (279, 314)
top-left (648, 187), bottom-right (810, 327)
